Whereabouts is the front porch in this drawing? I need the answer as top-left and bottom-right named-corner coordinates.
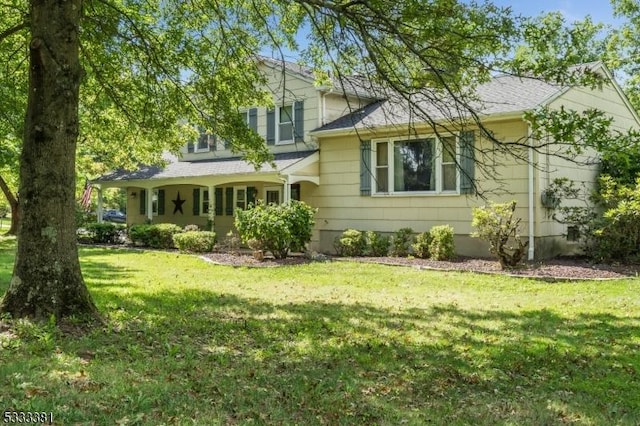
top-left (93, 150), bottom-right (320, 239)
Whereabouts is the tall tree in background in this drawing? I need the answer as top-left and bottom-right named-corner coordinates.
top-left (0, 0), bottom-right (629, 320)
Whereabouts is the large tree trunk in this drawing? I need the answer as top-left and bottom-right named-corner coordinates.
top-left (0, 0), bottom-right (100, 320)
top-left (0, 174), bottom-right (19, 235)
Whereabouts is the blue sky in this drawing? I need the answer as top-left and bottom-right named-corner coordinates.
top-left (492, 0), bottom-right (618, 24)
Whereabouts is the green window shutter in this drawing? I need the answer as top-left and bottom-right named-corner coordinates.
top-left (139, 189), bottom-right (146, 215)
top-left (187, 142), bottom-right (194, 153)
top-left (214, 188), bottom-right (223, 215)
top-left (460, 131), bottom-right (475, 194)
top-left (225, 187), bottom-right (234, 215)
top-left (360, 140), bottom-right (372, 196)
top-left (158, 189), bottom-right (165, 215)
top-left (248, 108), bottom-right (258, 132)
top-left (266, 108), bottom-right (275, 145)
top-left (294, 101), bottom-right (304, 142)
top-left (291, 183), bottom-right (301, 201)
top-left (193, 188), bottom-right (200, 215)
top-left (247, 186), bottom-right (256, 206)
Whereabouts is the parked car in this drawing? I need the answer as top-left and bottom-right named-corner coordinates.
top-left (103, 210), bottom-right (126, 223)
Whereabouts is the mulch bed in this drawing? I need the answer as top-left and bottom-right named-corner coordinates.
top-left (201, 252), bottom-right (640, 281)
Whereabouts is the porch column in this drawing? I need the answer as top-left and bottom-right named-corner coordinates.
top-left (208, 185), bottom-right (215, 231)
top-left (283, 175), bottom-right (291, 203)
top-left (147, 187), bottom-right (154, 222)
top-left (96, 187), bottom-right (104, 223)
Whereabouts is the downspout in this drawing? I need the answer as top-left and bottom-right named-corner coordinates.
top-left (528, 125), bottom-right (535, 261)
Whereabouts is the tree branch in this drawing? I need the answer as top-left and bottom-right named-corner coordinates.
top-left (0, 21), bottom-right (28, 44)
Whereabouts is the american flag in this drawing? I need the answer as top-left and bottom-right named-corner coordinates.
top-left (80, 180), bottom-right (93, 209)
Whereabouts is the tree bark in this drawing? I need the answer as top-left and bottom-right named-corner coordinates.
top-left (0, 174), bottom-right (19, 235)
top-left (0, 0), bottom-right (100, 320)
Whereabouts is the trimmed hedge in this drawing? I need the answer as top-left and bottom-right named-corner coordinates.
top-left (84, 222), bottom-right (124, 244)
top-left (334, 229), bottom-right (367, 257)
top-left (429, 225), bottom-right (455, 260)
top-left (173, 231), bottom-right (216, 253)
top-left (129, 223), bottom-right (183, 249)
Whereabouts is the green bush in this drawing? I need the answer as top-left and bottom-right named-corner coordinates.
top-left (85, 222), bottom-right (123, 244)
top-left (129, 224), bottom-right (151, 246)
top-left (334, 229), bottom-right (367, 257)
top-left (173, 231), bottom-right (216, 253)
top-left (412, 231), bottom-right (432, 259)
top-left (235, 200), bottom-right (316, 259)
top-left (472, 201), bottom-right (528, 269)
top-left (390, 227), bottom-right (413, 257)
top-left (129, 223), bottom-right (183, 249)
top-left (588, 176), bottom-right (640, 262)
top-left (183, 224), bottom-right (200, 232)
top-left (429, 225), bottom-right (455, 260)
top-left (366, 231), bottom-right (390, 257)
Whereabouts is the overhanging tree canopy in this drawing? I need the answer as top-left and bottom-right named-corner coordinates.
top-left (0, 0), bottom-right (636, 320)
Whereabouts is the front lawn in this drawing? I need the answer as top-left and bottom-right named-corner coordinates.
top-left (0, 238), bottom-right (639, 424)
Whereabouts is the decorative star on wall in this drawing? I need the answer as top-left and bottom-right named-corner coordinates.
top-left (172, 192), bottom-right (186, 214)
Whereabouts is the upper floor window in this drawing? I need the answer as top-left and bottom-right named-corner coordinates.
top-left (267, 100), bottom-right (304, 145)
top-left (373, 136), bottom-right (458, 194)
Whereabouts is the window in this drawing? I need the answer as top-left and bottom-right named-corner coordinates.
top-left (567, 226), bottom-right (580, 242)
top-left (235, 186), bottom-right (247, 210)
top-left (152, 189), bottom-right (159, 215)
top-left (373, 136), bottom-right (459, 194)
top-left (441, 137), bottom-right (457, 191)
top-left (264, 186), bottom-right (282, 204)
top-left (279, 105), bottom-right (293, 143)
top-left (267, 101), bottom-right (303, 145)
top-left (201, 189), bottom-right (209, 215)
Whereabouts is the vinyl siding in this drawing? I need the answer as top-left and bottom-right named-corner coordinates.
top-left (314, 119), bottom-right (532, 253)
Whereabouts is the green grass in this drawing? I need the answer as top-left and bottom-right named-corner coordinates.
top-left (1, 237), bottom-right (639, 425)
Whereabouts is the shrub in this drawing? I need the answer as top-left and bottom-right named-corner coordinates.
top-left (235, 200), bottom-right (316, 259)
top-left (85, 222), bottom-right (123, 244)
top-left (588, 176), bottom-right (640, 262)
top-left (129, 223), bottom-right (183, 249)
top-left (129, 224), bottom-right (151, 246)
top-left (472, 201), bottom-right (528, 269)
top-left (173, 231), bottom-right (216, 253)
top-left (334, 229), bottom-right (367, 257)
top-left (429, 225), bottom-right (455, 260)
top-left (184, 224), bottom-right (200, 232)
top-left (366, 231), bottom-right (390, 257)
top-left (412, 231), bottom-right (432, 259)
top-left (390, 227), bottom-right (413, 257)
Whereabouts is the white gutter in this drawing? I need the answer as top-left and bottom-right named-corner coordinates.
top-left (528, 124), bottom-right (535, 261)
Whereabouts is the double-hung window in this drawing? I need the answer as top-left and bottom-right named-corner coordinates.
top-left (267, 101), bottom-right (303, 145)
top-left (373, 136), bottom-right (459, 194)
top-left (278, 105), bottom-right (293, 143)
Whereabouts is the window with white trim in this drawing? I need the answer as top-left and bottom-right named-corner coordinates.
top-left (278, 105), bottom-right (293, 143)
top-left (152, 189), bottom-right (159, 215)
top-left (235, 186), bottom-right (247, 210)
top-left (373, 136), bottom-right (459, 194)
top-left (201, 189), bottom-right (210, 215)
top-left (264, 186), bottom-right (282, 204)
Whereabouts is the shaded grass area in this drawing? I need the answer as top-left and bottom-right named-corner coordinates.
top-left (0, 239), bottom-right (639, 424)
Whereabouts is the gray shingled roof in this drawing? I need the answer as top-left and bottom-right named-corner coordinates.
top-left (313, 75), bottom-right (565, 133)
top-left (96, 150), bottom-right (317, 183)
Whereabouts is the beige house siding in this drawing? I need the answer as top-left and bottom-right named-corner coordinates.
top-left (534, 75), bottom-right (640, 256)
top-left (313, 119), bottom-right (534, 256)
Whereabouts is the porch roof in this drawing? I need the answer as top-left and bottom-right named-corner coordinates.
top-left (95, 150), bottom-right (318, 184)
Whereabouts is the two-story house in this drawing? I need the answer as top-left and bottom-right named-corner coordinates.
top-left (96, 59), bottom-right (640, 259)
